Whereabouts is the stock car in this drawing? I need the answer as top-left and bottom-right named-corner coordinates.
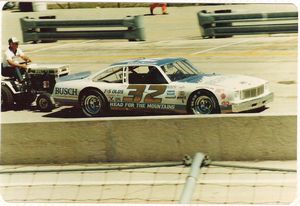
top-left (52, 57), bottom-right (274, 117)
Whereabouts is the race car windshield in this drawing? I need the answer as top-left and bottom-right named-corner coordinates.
top-left (162, 60), bottom-right (201, 82)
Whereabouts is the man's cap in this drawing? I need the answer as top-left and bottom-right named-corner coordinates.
top-left (8, 37), bottom-right (19, 44)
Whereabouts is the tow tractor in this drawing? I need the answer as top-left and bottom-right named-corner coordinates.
top-left (1, 64), bottom-right (70, 112)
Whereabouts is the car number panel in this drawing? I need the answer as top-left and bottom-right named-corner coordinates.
top-left (104, 84), bottom-right (183, 113)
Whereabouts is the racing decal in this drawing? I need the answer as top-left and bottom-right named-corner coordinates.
top-left (144, 85), bottom-right (167, 103)
top-left (123, 85), bottom-right (167, 103)
top-left (55, 87), bottom-right (78, 96)
top-left (177, 91), bottom-right (187, 102)
top-left (110, 102), bottom-right (176, 110)
top-left (177, 91), bottom-right (186, 98)
top-left (147, 103), bottom-right (175, 109)
top-left (104, 89), bottom-right (123, 95)
top-left (165, 90), bottom-right (176, 99)
top-left (123, 85), bottom-right (146, 103)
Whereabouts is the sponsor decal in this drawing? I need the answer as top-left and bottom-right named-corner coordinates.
top-left (109, 96), bottom-right (115, 102)
top-left (110, 102), bottom-right (176, 110)
top-left (166, 90), bottom-right (175, 95)
top-left (166, 90), bottom-right (176, 99)
top-left (165, 96), bottom-right (176, 99)
top-left (55, 87), bottom-right (78, 96)
top-left (104, 89), bottom-right (123, 94)
top-left (177, 91), bottom-right (187, 103)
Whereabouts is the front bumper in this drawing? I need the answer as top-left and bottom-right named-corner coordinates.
top-left (221, 92), bottom-right (274, 113)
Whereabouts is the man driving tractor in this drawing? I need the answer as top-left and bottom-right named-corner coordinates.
top-left (2, 37), bottom-right (32, 83)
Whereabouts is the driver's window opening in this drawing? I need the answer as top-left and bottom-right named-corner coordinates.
top-left (128, 66), bottom-right (167, 84)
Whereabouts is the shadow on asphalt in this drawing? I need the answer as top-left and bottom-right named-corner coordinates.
top-left (40, 106), bottom-right (268, 119)
top-left (42, 107), bottom-right (178, 119)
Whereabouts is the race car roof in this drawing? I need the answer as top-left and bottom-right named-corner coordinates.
top-left (110, 57), bottom-right (187, 67)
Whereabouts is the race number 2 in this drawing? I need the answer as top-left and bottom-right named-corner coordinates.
top-left (144, 85), bottom-right (167, 103)
top-left (123, 85), bottom-right (167, 103)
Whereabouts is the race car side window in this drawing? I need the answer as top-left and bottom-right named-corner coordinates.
top-left (128, 66), bottom-right (167, 84)
top-left (128, 66), bottom-right (149, 84)
top-left (94, 67), bottom-right (124, 83)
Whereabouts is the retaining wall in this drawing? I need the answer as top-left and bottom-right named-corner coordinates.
top-left (0, 114), bottom-right (296, 164)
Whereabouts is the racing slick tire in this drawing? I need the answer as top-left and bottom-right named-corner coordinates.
top-left (1, 86), bottom-right (14, 111)
top-left (80, 89), bottom-right (108, 117)
top-left (188, 90), bottom-right (220, 114)
top-left (36, 93), bottom-right (54, 112)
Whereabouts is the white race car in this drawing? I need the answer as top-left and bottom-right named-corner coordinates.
top-left (52, 57), bottom-right (273, 117)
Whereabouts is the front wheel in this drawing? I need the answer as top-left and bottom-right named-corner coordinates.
top-left (36, 93), bottom-right (54, 112)
top-left (188, 90), bottom-right (220, 114)
top-left (80, 89), bottom-right (107, 117)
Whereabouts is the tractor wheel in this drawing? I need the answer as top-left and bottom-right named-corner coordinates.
top-left (36, 93), bottom-right (54, 112)
top-left (1, 86), bottom-right (14, 111)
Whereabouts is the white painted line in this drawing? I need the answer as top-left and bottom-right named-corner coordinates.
top-left (191, 39), bottom-right (252, 55)
top-left (27, 40), bottom-right (98, 54)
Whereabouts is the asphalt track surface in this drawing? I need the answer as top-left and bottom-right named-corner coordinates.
top-left (1, 4), bottom-right (298, 123)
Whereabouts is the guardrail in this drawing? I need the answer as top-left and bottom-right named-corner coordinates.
top-left (197, 10), bottom-right (298, 38)
top-left (20, 15), bottom-right (145, 42)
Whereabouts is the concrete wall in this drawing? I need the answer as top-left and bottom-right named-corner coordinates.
top-left (0, 114), bottom-right (296, 164)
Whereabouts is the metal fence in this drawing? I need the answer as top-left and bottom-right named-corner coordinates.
top-left (20, 15), bottom-right (145, 42)
top-left (197, 10), bottom-right (298, 38)
top-left (0, 153), bottom-right (296, 204)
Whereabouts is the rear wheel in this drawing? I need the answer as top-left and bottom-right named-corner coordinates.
top-left (80, 89), bottom-right (107, 117)
top-left (36, 93), bottom-right (54, 112)
top-left (188, 90), bottom-right (220, 114)
top-left (1, 86), bottom-right (14, 111)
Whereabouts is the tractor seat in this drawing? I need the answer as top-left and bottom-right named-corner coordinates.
top-left (1, 64), bottom-right (17, 81)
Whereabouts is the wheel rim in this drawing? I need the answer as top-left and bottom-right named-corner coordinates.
top-left (83, 95), bottom-right (102, 115)
top-left (192, 96), bottom-right (214, 114)
top-left (39, 98), bottom-right (49, 109)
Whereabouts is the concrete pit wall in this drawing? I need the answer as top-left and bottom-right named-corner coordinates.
top-left (0, 114), bottom-right (296, 164)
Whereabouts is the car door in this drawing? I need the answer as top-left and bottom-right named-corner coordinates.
top-left (93, 66), bottom-right (129, 110)
top-left (122, 65), bottom-right (176, 112)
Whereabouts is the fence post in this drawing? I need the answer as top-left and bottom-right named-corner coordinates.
top-left (179, 153), bottom-right (206, 204)
top-left (124, 15), bottom-right (145, 41)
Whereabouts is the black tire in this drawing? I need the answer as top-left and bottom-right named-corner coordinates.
top-left (36, 93), bottom-right (54, 112)
top-left (1, 86), bottom-right (14, 111)
top-left (188, 90), bottom-right (220, 114)
top-left (15, 92), bottom-right (37, 108)
top-left (80, 89), bottom-right (107, 117)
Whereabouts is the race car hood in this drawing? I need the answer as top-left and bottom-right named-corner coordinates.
top-left (178, 74), bottom-right (266, 90)
top-left (56, 71), bottom-right (91, 82)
